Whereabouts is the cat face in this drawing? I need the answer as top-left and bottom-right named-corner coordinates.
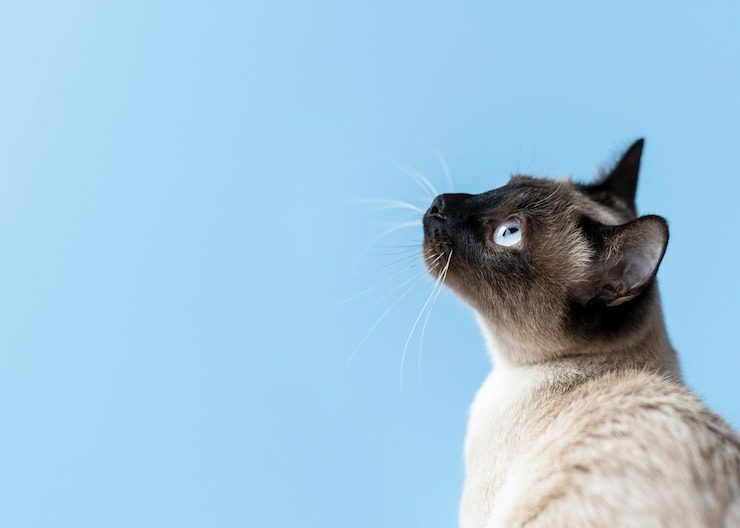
top-left (422, 140), bottom-right (669, 361)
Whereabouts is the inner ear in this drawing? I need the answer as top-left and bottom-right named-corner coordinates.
top-left (582, 215), bottom-right (668, 307)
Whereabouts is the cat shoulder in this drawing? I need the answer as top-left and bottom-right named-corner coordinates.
top-left (489, 370), bottom-right (740, 527)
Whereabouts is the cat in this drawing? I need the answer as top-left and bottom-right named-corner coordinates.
top-left (422, 139), bottom-right (740, 527)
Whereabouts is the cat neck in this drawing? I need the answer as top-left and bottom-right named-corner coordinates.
top-left (477, 288), bottom-right (681, 380)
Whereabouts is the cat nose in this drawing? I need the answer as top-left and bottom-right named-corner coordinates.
top-left (424, 193), bottom-right (471, 240)
top-left (427, 195), bottom-right (448, 220)
top-left (426, 193), bottom-right (471, 221)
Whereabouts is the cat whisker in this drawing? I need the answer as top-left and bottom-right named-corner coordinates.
top-left (333, 261), bottom-right (422, 307)
top-left (366, 241), bottom-right (425, 257)
top-left (373, 253), bottom-right (442, 306)
top-left (367, 250), bottom-right (422, 259)
top-left (406, 166), bottom-right (439, 198)
top-left (356, 221), bottom-right (424, 263)
top-left (392, 162), bottom-right (437, 200)
top-left (416, 255), bottom-right (452, 384)
top-left (346, 198), bottom-right (426, 214)
top-left (374, 242), bottom-right (423, 250)
top-left (374, 266), bottom-right (435, 306)
top-left (353, 251), bottom-right (424, 280)
top-left (421, 255), bottom-right (441, 274)
top-left (365, 245), bottom-right (423, 257)
top-left (399, 249), bottom-right (453, 391)
top-left (346, 270), bottom-right (433, 366)
top-left (347, 251), bottom-right (442, 365)
top-left (432, 150), bottom-right (454, 192)
top-left (424, 252), bottom-right (441, 263)
top-left (375, 219), bottom-right (423, 228)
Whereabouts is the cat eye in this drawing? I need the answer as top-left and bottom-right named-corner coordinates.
top-left (493, 219), bottom-right (522, 247)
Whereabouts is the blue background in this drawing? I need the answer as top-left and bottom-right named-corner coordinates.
top-left (1, 2), bottom-right (738, 527)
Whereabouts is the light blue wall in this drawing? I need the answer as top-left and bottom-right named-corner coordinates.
top-left (1, 1), bottom-right (738, 526)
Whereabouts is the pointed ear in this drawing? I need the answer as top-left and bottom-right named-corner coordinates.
top-left (580, 215), bottom-right (668, 307)
top-left (597, 138), bottom-right (645, 214)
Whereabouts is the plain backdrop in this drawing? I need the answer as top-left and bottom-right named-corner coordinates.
top-left (1, 1), bottom-right (738, 527)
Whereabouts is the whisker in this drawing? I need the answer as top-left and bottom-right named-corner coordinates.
top-left (333, 261), bottom-right (421, 307)
top-left (368, 245), bottom-right (423, 256)
top-left (416, 288), bottom-right (444, 384)
top-left (365, 246), bottom-right (423, 257)
top-left (399, 249), bottom-right (453, 391)
top-left (346, 271), bottom-right (432, 366)
top-left (346, 198), bottom-right (426, 214)
top-left (374, 267), bottom-right (431, 306)
top-left (374, 220), bottom-right (423, 230)
top-left (373, 243), bottom-right (424, 250)
top-left (374, 253), bottom-right (441, 306)
top-left (416, 252), bottom-right (452, 384)
top-left (392, 162), bottom-right (436, 200)
top-left (433, 150), bottom-right (454, 192)
top-left (356, 221), bottom-right (424, 262)
top-left (406, 166), bottom-right (439, 198)
top-left (353, 251), bottom-right (423, 280)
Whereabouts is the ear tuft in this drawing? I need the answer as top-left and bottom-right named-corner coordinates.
top-left (583, 215), bottom-right (668, 307)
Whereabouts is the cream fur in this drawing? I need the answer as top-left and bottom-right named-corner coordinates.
top-left (460, 301), bottom-right (740, 528)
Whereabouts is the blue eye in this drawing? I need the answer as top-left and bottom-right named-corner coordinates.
top-left (493, 219), bottom-right (522, 247)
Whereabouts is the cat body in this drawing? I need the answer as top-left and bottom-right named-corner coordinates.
top-left (422, 140), bottom-right (740, 527)
top-left (462, 355), bottom-right (740, 527)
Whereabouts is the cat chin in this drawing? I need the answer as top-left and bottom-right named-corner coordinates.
top-left (421, 242), bottom-right (451, 273)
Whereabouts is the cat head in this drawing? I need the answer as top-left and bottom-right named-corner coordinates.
top-left (422, 140), bottom-right (669, 363)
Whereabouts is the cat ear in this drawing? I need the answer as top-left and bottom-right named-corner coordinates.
top-left (598, 138), bottom-right (645, 214)
top-left (581, 215), bottom-right (668, 307)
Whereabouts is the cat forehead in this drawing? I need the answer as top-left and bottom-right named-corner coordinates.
top-left (504, 175), bottom-right (565, 199)
top-left (474, 175), bottom-right (564, 205)
top-left (485, 175), bottom-right (622, 224)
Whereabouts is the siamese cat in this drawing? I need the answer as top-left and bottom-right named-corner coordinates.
top-left (422, 140), bottom-right (740, 527)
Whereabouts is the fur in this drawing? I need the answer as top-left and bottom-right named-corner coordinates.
top-left (422, 140), bottom-right (740, 527)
